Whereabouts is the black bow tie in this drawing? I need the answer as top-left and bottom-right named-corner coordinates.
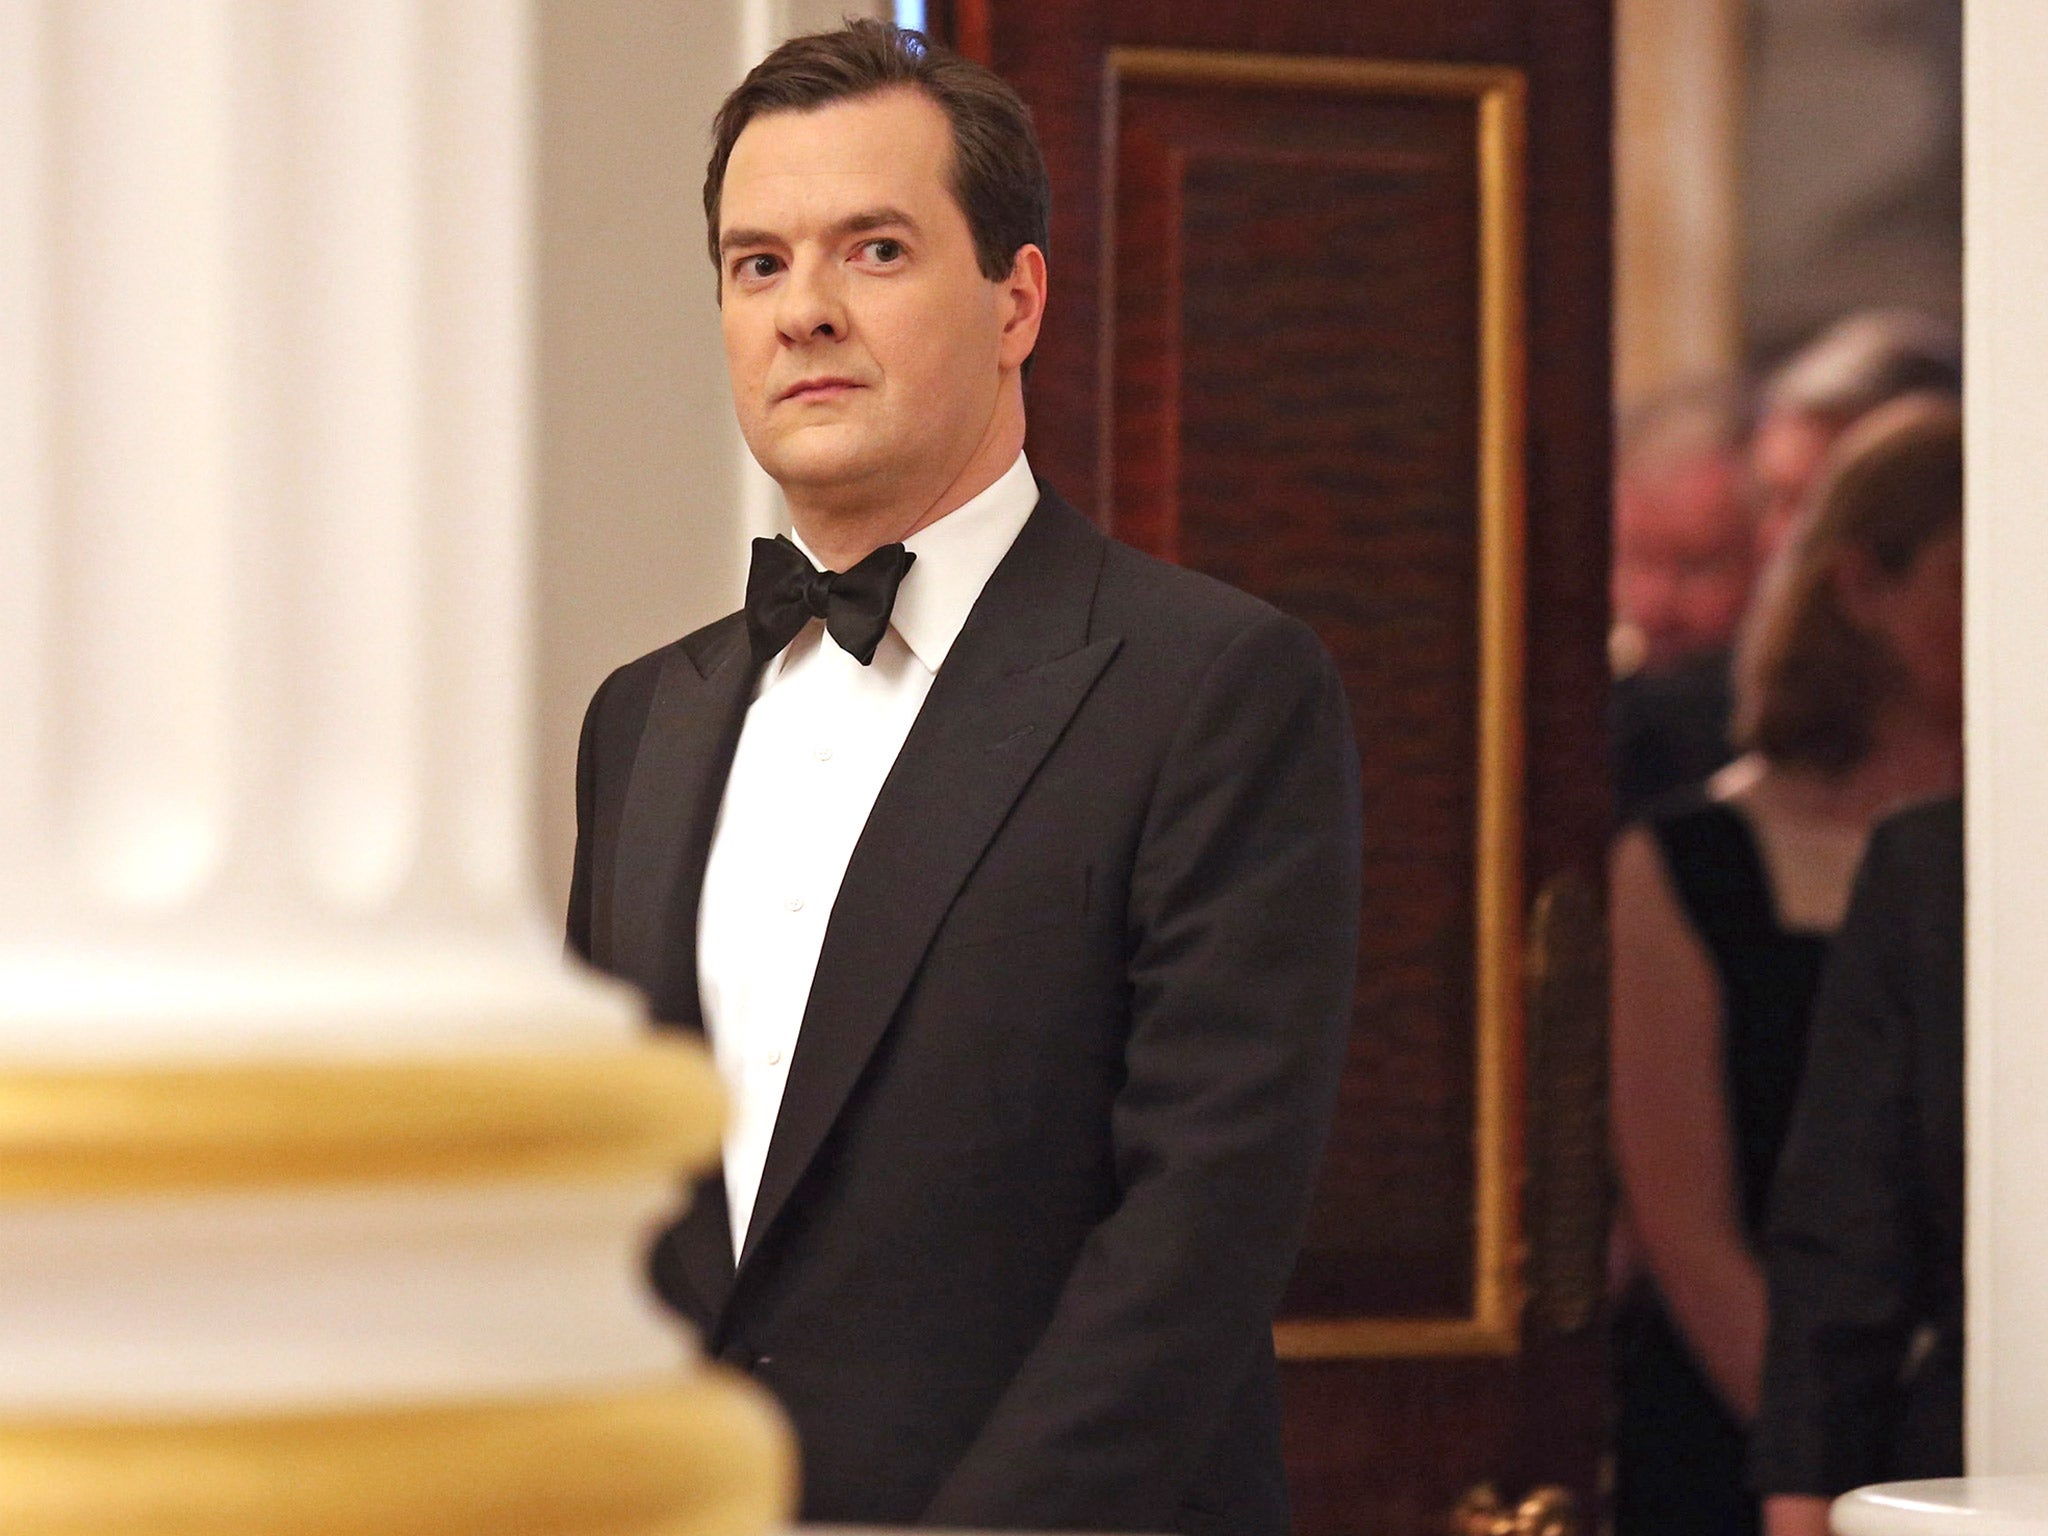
top-left (745, 534), bottom-right (916, 667)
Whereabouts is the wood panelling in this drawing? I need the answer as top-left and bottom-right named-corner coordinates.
top-left (965, 2), bottom-right (1613, 1529)
top-left (1281, 1327), bottom-right (1610, 1531)
top-left (1107, 58), bottom-right (1521, 1332)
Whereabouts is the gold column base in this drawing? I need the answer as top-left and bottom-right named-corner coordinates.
top-left (0, 1038), bottom-right (792, 1533)
top-left (0, 1040), bottom-right (728, 1197)
top-left (0, 1372), bottom-right (796, 1536)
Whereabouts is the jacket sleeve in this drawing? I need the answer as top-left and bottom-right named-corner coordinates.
top-left (1750, 819), bottom-right (1923, 1496)
top-left (564, 667), bottom-right (618, 964)
top-left (922, 610), bottom-right (1362, 1531)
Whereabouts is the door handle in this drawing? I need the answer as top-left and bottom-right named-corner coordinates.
top-left (1522, 868), bottom-right (1611, 1335)
top-left (1449, 1483), bottom-right (1581, 1536)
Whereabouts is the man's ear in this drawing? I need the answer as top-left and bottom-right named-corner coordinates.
top-left (997, 244), bottom-right (1048, 371)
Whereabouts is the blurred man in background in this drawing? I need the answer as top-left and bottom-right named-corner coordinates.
top-left (1610, 382), bottom-right (1756, 821)
top-left (1613, 381), bottom-right (1757, 676)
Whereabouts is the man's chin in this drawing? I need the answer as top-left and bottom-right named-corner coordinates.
top-left (755, 436), bottom-right (889, 501)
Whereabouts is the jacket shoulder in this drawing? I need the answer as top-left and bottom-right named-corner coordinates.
top-left (1868, 794), bottom-right (1962, 868)
top-left (584, 612), bottom-right (748, 735)
top-left (1088, 523), bottom-right (1323, 673)
top-left (1859, 794), bottom-right (1964, 952)
top-left (1019, 485), bottom-right (1313, 676)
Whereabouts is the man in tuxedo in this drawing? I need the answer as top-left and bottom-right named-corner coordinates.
top-left (567, 21), bottom-right (1361, 1533)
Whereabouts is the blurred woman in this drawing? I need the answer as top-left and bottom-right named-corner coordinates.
top-left (1608, 395), bottom-right (1964, 1536)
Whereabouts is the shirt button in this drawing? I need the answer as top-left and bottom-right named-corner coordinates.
top-left (784, 896), bottom-right (804, 912)
top-left (766, 1048), bottom-right (784, 1067)
top-left (814, 745), bottom-right (833, 762)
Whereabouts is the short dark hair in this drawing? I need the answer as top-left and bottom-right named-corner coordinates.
top-left (704, 20), bottom-right (1050, 284)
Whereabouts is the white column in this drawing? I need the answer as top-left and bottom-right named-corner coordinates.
top-left (0, 0), bottom-right (634, 1060)
top-left (1612, 0), bottom-right (1742, 411)
top-left (0, 0), bottom-right (678, 1412)
top-left (1964, 0), bottom-right (2048, 1477)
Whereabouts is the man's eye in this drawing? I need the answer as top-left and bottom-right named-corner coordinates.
top-left (737, 254), bottom-right (780, 280)
top-left (863, 239), bottom-right (904, 263)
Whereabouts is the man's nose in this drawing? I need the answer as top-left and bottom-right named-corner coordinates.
top-left (776, 254), bottom-right (848, 344)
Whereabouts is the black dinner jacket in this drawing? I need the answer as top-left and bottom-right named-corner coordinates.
top-left (1751, 795), bottom-right (1964, 1496)
top-left (567, 485), bottom-right (1362, 1534)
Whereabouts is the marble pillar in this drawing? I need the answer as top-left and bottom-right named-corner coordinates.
top-left (0, 2), bottom-right (790, 1529)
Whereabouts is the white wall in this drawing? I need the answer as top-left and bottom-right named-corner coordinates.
top-left (530, 0), bottom-right (884, 918)
top-left (532, 1), bottom-right (749, 919)
top-left (1963, 0), bottom-right (2048, 1477)
top-left (1611, 0), bottom-right (1742, 411)
top-left (1744, 0), bottom-right (1961, 361)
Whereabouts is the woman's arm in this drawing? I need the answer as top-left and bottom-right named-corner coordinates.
top-left (1609, 825), bottom-right (1767, 1421)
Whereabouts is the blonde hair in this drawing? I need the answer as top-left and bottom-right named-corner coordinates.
top-left (1733, 393), bottom-right (1963, 772)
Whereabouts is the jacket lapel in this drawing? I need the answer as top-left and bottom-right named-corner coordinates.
top-left (737, 492), bottom-right (1121, 1269)
top-left (613, 615), bottom-right (758, 1324)
top-left (609, 615), bottom-right (756, 1026)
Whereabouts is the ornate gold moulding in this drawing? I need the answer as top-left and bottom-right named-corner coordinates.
top-left (0, 1035), bottom-right (796, 1533)
top-left (0, 1376), bottom-right (795, 1536)
top-left (0, 1038), bottom-right (725, 1196)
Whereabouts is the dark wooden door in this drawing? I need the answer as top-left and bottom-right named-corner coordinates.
top-left (935, 4), bottom-right (1614, 1532)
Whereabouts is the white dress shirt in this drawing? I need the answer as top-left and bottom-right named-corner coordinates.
top-left (697, 451), bottom-right (1040, 1257)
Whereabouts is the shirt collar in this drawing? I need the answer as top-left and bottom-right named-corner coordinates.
top-left (787, 451), bottom-right (1038, 675)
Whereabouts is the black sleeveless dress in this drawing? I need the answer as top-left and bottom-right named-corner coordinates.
top-left (1613, 798), bottom-right (1832, 1536)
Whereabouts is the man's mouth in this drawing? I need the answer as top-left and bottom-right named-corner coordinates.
top-left (776, 377), bottom-right (861, 404)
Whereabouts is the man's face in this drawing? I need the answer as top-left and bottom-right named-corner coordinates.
top-left (1611, 451), bottom-right (1756, 673)
top-left (716, 88), bottom-right (1031, 509)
